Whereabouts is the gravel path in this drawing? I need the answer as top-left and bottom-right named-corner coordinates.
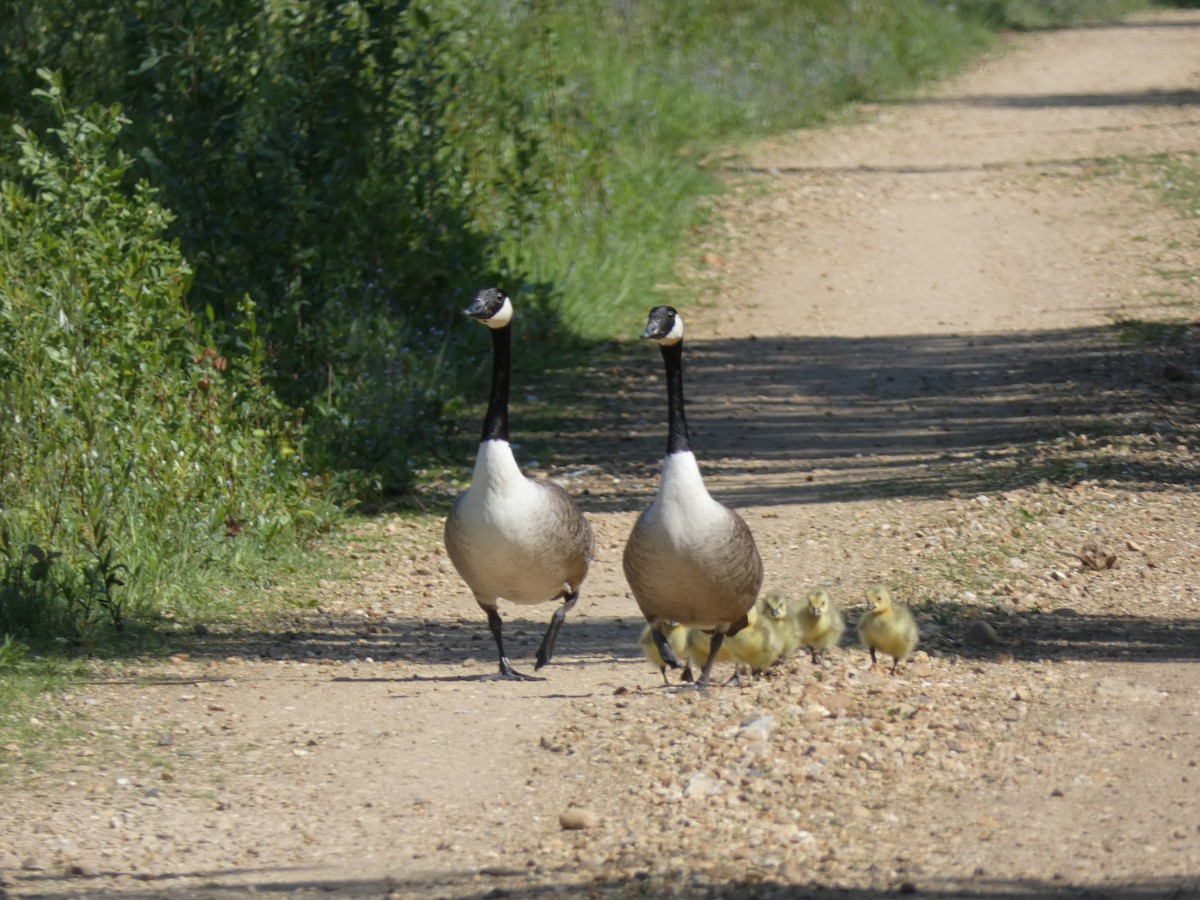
top-left (3, 10), bottom-right (1200, 899)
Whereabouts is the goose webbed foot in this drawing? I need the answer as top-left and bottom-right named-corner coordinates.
top-left (483, 658), bottom-right (545, 682)
top-left (482, 607), bottom-right (543, 681)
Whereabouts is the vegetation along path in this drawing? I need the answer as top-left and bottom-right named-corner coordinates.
top-left (4, 9), bottom-right (1200, 899)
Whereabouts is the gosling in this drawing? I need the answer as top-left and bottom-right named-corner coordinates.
top-left (685, 602), bottom-right (784, 682)
top-left (796, 589), bottom-right (846, 664)
top-left (639, 622), bottom-right (691, 684)
top-left (761, 591), bottom-right (802, 661)
top-left (857, 585), bottom-right (919, 675)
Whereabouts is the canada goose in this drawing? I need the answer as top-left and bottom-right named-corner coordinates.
top-left (444, 287), bottom-right (595, 680)
top-left (685, 602), bottom-right (785, 682)
top-left (857, 585), bottom-right (919, 676)
top-left (638, 621), bottom-right (691, 684)
top-left (761, 591), bottom-right (802, 660)
top-left (796, 589), bottom-right (846, 664)
top-left (622, 305), bottom-right (763, 688)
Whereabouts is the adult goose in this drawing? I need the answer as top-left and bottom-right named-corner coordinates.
top-left (444, 287), bottom-right (595, 680)
top-left (622, 305), bottom-right (763, 688)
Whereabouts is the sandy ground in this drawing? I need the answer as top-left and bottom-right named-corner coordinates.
top-left (3, 10), bottom-right (1200, 900)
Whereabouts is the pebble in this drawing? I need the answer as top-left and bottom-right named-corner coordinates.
top-left (559, 808), bottom-right (600, 830)
top-left (683, 773), bottom-right (724, 798)
top-left (965, 621), bottom-right (1000, 645)
top-left (737, 715), bottom-right (774, 742)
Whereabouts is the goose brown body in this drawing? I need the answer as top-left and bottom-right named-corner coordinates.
top-left (623, 452), bottom-right (762, 631)
top-left (445, 443), bottom-right (592, 609)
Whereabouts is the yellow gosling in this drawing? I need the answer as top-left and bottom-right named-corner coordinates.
top-left (760, 591), bottom-right (801, 660)
top-left (796, 589), bottom-right (846, 664)
top-left (638, 621), bottom-right (691, 684)
top-left (685, 604), bottom-right (784, 683)
top-left (857, 585), bottom-right (919, 675)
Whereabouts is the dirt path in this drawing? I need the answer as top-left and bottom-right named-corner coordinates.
top-left (4, 10), bottom-right (1200, 900)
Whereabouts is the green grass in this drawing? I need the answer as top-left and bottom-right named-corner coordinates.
top-left (502, 0), bottom-right (1159, 336)
top-left (477, 0), bottom-right (1006, 337)
top-left (0, 637), bottom-right (94, 775)
top-left (0, 524), bottom-right (357, 752)
top-left (1113, 316), bottom-right (1191, 345)
top-left (1157, 152), bottom-right (1200, 220)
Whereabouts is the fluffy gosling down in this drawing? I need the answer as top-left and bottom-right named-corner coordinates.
top-left (639, 622), bottom-right (691, 684)
top-left (761, 591), bottom-right (802, 661)
top-left (857, 585), bottom-right (919, 676)
top-left (796, 589), bottom-right (846, 664)
top-left (683, 600), bottom-right (784, 683)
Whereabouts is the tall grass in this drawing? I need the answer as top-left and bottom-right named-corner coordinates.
top-left (453, 1), bottom-right (1008, 338)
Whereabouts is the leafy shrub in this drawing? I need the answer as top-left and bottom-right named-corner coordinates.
top-left (0, 72), bottom-right (325, 644)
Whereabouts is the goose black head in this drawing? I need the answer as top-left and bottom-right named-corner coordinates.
top-left (465, 287), bottom-right (514, 329)
top-left (641, 305), bottom-right (684, 345)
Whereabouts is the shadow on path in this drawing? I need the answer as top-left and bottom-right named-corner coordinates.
top-left (141, 600), bottom-right (1200, 672)
top-left (10, 866), bottom-right (1200, 899)
top-left (520, 323), bottom-right (1200, 513)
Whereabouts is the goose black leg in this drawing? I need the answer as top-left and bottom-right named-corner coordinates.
top-left (483, 607), bottom-right (542, 681)
top-left (692, 632), bottom-right (726, 690)
top-left (534, 587), bottom-right (578, 670)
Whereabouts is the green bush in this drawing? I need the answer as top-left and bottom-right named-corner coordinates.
top-left (0, 72), bottom-right (325, 644)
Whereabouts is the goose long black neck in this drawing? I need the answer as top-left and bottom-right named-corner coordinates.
top-left (481, 323), bottom-right (511, 443)
top-left (659, 340), bottom-right (691, 455)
